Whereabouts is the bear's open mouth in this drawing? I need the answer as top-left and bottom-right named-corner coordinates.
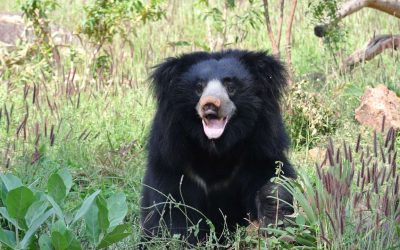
top-left (202, 115), bottom-right (228, 139)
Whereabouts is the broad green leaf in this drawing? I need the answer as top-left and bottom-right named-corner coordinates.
top-left (56, 169), bottom-right (73, 195)
top-left (0, 207), bottom-right (21, 229)
top-left (25, 199), bottom-right (49, 227)
top-left (107, 192), bottom-right (127, 227)
top-left (96, 224), bottom-right (131, 249)
top-left (48, 173), bottom-right (67, 204)
top-left (51, 231), bottom-right (68, 250)
top-left (84, 202), bottom-right (101, 244)
top-left (51, 220), bottom-right (81, 250)
top-left (0, 174), bottom-right (22, 190)
top-left (6, 186), bottom-right (36, 220)
top-left (72, 190), bottom-right (100, 224)
top-left (46, 195), bottom-right (64, 221)
top-left (52, 231), bottom-right (82, 250)
top-left (96, 195), bottom-right (109, 231)
top-left (39, 234), bottom-right (54, 250)
top-left (0, 228), bottom-right (16, 249)
top-left (295, 214), bottom-right (306, 226)
top-left (0, 174), bottom-right (22, 202)
top-left (20, 208), bottom-right (55, 249)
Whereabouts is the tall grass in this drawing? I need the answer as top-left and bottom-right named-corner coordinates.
top-left (279, 126), bottom-right (399, 249)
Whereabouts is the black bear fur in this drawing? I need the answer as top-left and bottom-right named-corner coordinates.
top-left (140, 50), bottom-right (296, 244)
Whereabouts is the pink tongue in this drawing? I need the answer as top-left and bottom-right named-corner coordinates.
top-left (202, 118), bottom-right (227, 139)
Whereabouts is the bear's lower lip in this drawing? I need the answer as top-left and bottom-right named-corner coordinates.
top-left (202, 117), bottom-right (228, 139)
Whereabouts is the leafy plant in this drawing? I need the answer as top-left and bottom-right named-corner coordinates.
top-left (19, 0), bottom-right (61, 69)
top-left (1, 0), bottom-right (61, 92)
top-left (285, 80), bottom-right (339, 148)
top-left (79, 0), bottom-right (165, 47)
top-left (0, 168), bottom-right (130, 249)
top-left (77, 0), bottom-right (165, 79)
top-left (307, 0), bottom-right (347, 54)
top-left (19, 0), bottom-right (58, 45)
top-left (197, 0), bottom-right (263, 49)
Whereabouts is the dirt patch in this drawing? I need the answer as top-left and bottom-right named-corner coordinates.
top-left (355, 84), bottom-right (400, 131)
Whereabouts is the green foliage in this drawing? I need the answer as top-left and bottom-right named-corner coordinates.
top-left (79, 0), bottom-right (165, 46)
top-left (6, 187), bottom-right (36, 228)
top-left (19, 0), bottom-right (59, 64)
top-left (51, 220), bottom-right (81, 250)
top-left (308, 0), bottom-right (347, 52)
top-left (19, 0), bottom-right (58, 42)
top-left (77, 0), bottom-right (166, 79)
top-left (308, 0), bottom-right (338, 25)
top-left (285, 80), bottom-right (339, 149)
top-left (97, 224), bottom-right (131, 249)
top-left (0, 169), bottom-right (130, 249)
top-left (1, 0), bottom-right (59, 89)
top-left (196, 0), bottom-right (263, 48)
top-left (47, 169), bottom-right (73, 204)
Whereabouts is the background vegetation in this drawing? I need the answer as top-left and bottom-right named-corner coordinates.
top-left (0, 0), bottom-right (399, 249)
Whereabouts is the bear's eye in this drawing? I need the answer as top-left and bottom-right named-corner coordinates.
top-left (195, 82), bottom-right (204, 96)
top-left (223, 78), bottom-right (236, 95)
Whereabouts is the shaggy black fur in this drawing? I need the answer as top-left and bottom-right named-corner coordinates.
top-left (140, 50), bottom-right (296, 244)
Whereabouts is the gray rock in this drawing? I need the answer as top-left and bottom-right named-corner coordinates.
top-left (0, 12), bottom-right (26, 45)
top-left (0, 12), bottom-right (78, 47)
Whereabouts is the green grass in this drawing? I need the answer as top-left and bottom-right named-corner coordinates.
top-left (0, 0), bottom-right (399, 249)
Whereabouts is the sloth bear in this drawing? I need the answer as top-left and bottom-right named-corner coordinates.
top-left (141, 50), bottom-right (296, 243)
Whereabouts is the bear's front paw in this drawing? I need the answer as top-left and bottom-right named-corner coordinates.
top-left (255, 184), bottom-right (294, 228)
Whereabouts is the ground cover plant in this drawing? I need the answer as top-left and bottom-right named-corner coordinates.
top-left (0, 0), bottom-right (399, 249)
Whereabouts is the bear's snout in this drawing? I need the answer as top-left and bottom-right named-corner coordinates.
top-left (200, 96), bottom-right (221, 117)
top-left (200, 96), bottom-right (221, 109)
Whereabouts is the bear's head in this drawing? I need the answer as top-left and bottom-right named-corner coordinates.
top-left (151, 50), bottom-right (288, 155)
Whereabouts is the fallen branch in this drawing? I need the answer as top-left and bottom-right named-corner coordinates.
top-left (343, 34), bottom-right (400, 69)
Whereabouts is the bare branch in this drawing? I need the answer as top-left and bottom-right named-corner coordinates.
top-left (276, 0), bottom-right (285, 51)
top-left (262, 0), bottom-right (279, 56)
top-left (285, 0), bottom-right (297, 84)
top-left (315, 0), bottom-right (400, 37)
top-left (366, 0), bottom-right (400, 18)
top-left (343, 34), bottom-right (400, 69)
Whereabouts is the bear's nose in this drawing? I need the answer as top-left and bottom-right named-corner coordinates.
top-left (200, 96), bottom-right (221, 116)
top-left (199, 96), bottom-right (221, 108)
top-left (202, 103), bottom-right (218, 115)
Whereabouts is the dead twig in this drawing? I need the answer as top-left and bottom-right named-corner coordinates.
top-left (262, 0), bottom-right (280, 56)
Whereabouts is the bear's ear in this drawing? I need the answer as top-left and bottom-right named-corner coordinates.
top-left (150, 57), bottom-right (181, 103)
top-left (151, 52), bottom-right (211, 103)
top-left (239, 51), bottom-right (288, 101)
